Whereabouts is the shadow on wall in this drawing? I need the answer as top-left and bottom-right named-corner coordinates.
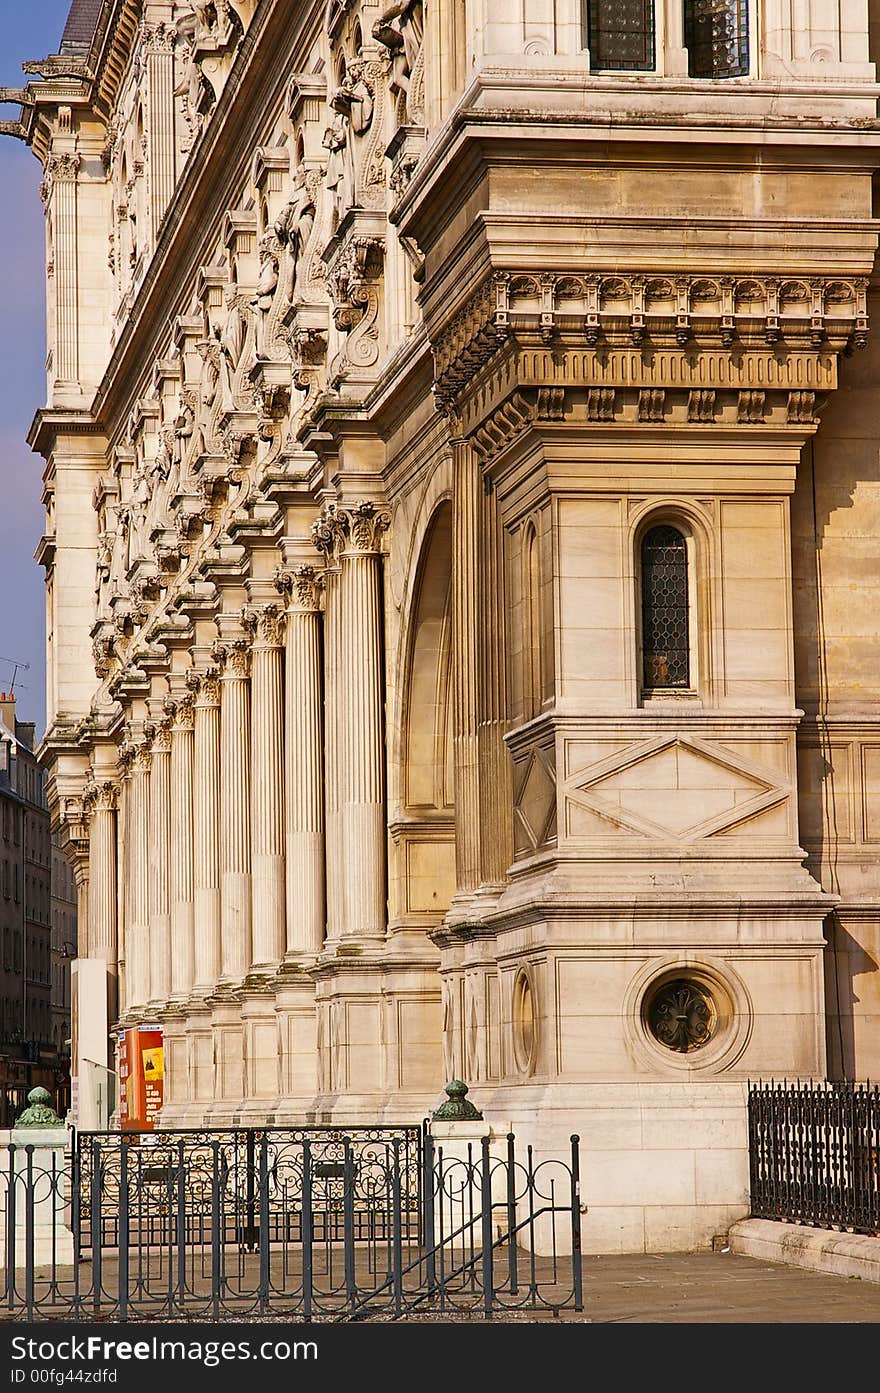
top-left (823, 912), bottom-right (879, 1082)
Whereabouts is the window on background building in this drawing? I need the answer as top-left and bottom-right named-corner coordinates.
top-left (586, 0), bottom-right (655, 71)
top-left (641, 524), bottom-right (690, 689)
top-left (684, 0), bottom-right (749, 77)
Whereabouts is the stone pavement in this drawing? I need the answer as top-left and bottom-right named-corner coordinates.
top-left (567, 1250), bottom-right (880, 1323)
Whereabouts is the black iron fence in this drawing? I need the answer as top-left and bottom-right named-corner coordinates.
top-left (0, 1126), bottom-right (583, 1321)
top-left (748, 1080), bottom-right (880, 1236)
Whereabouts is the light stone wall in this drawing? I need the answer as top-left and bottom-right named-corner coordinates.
top-left (12, 0), bottom-right (880, 1248)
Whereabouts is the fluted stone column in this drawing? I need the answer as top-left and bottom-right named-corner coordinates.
top-left (312, 514), bottom-right (341, 942)
top-left (276, 564), bottom-right (325, 957)
top-left (332, 501), bottom-right (390, 941)
top-left (452, 437), bottom-right (482, 893)
top-left (116, 750), bottom-right (131, 1006)
top-left (127, 742), bottom-right (152, 1011)
top-left (86, 780), bottom-right (118, 969)
top-left (169, 694), bottom-right (195, 999)
top-left (244, 604), bottom-right (286, 972)
top-left (215, 638), bottom-right (252, 982)
top-left (478, 484), bottom-right (514, 884)
top-left (189, 667), bottom-right (221, 991)
top-left (148, 721), bottom-right (172, 1006)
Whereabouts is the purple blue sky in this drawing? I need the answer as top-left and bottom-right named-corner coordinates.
top-left (0, 1), bottom-right (73, 732)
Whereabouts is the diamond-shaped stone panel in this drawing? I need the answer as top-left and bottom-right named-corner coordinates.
top-left (516, 754), bottom-right (556, 850)
top-left (583, 743), bottom-right (769, 838)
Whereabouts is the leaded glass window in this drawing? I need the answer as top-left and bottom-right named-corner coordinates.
top-left (641, 525), bottom-right (689, 688)
top-left (587, 1), bottom-right (655, 72)
top-left (684, 0), bottom-right (749, 79)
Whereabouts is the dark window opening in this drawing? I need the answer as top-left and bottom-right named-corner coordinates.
top-left (641, 525), bottom-right (690, 688)
top-left (586, 0), bottom-right (655, 71)
top-left (684, 0), bottom-right (749, 78)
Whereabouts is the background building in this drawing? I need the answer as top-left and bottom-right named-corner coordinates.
top-left (4, 1), bottom-right (880, 1248)
top-left (0, 690), bottom-right (56, 1121)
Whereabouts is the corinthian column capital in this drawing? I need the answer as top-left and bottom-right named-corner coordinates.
top-left (132, 742), bottom-right (153, 777)
top-left (166, 692), bottom-right (195, 731)
top-left (275, 563), bottom-right (325, 612)
top-left (188, 662), bottom-right (222, 706)
top-left (212, 636), bottom-right (251, 679)
top-left (241, 602), bottom-right (286, 648)
top-left (341, 501), bottom-right (392, 555)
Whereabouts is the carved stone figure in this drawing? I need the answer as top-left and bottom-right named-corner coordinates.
top-left (274, 167), bottom-right (315, 303)
top-left (196, 336), bottom-right (221, 418)
top-left (174, 12), bottom-right (210, 141)
top-left (218, 287), bottom-right (246, 408)
top-left (173, 397), bottom-right (195, 492)
top-left (373, 0), bottom-right (424, 117)
top-left (109, 504), bottom-right (130, 590)
top-left (250, 236), bottom-right (280, 361)
top-left (145, 429), bottom-right (173, 538)
top-left (323, 70), bottom-right (372, 228)
top-left (128, 459), bottom-right (151, 562)
top-left (322, 103), bottom-right (351, 231)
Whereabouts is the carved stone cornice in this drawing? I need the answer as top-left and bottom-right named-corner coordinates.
top-left (274, 563), bottom-right (325, 612)
top-left (431, 270), bottom-right (869, 415)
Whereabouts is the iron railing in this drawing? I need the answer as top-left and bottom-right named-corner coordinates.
top-left (0, 1127), bottom-right (583, 1320)
top-left (748, 1080), bottom-right (880, 1236)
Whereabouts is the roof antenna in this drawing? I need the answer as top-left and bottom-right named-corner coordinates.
top-left (0, 655), bottom-right (30, 694)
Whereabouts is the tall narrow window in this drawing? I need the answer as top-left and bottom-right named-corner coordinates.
top-left (684, 0), bottom-right (749, 79)
top-left (641, 525), bottom-right (689, 689)
top-left (586, 1), bottom-right (655, 71)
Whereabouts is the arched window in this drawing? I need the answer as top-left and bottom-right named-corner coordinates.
top-left (640, 524), bottom-right (690, 689)
top-left (585, 1), bottom-right (655, 71)
top-left (684, 0), bottom-right (749, 78)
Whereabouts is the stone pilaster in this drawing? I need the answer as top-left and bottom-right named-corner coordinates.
top-left (242, 603), bottom-right (286, 973)
top-left (451, 436), bottom-right (481, 894)
top-left (312, 513), bottom-right (342, 943)
top-left (276, 564), bottom-right (325, 958)
top-left (168, 693), bottom-right (195, 999)
top-left (337, 502), bottom-right (391, 941)
top-left (189, 667), bottom-right (221, 991)
top-left (127, 741), bottom-right (152, 1011)
top-left (214, 636), bottom-right (252, 982)
top-left (148, 720), bottom-right (172, 1007)
top-left (86, 779), bottom-right (118, 968)
top-left (144, 21), bottom-right (176, 238)
top-left (47, 152), bottom-right (81, 386)
top-left (478, 483), bottom-right (513, 885)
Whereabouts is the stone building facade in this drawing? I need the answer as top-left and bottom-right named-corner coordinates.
top-left (5, 0), bottom-right (880, 1248)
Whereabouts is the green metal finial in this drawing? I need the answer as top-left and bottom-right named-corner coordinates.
top-left (14, 1087), bottom-right (62, 1128)
top-left (431, 1079), bottom-right (483, 1121)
